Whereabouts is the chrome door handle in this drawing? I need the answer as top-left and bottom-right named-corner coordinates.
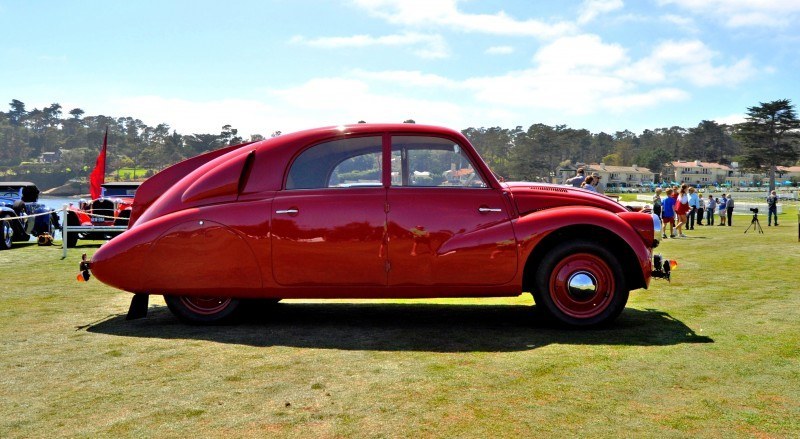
top-left (275, 209), bottom-right (299, 215)
top-left (478, 207), bottom-right (502, 213)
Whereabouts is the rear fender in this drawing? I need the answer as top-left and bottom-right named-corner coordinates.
top-left (514, 207), bottom-right (652, 291)
top-left (91, 200), bottom-right (270, 296)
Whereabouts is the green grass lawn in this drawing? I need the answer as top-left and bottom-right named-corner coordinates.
top-left (1, 212), bottom-right (799, 438)
top-left (114, 168), bottom-right (155, 181)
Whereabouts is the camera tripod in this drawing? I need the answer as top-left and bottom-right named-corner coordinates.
top-left (744, 212), bottom-right (764, 234)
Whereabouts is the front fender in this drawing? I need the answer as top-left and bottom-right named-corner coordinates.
top-left (513, 206), bottom-right (653, 290)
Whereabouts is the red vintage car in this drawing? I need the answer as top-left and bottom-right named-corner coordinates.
top-left (65, 182), bottom-right (141, 247)
top-left (88, 124), bottom-right (669, 326)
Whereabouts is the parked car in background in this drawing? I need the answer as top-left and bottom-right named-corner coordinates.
top-left (0, 182), bottom-right (58, 250)
top-left (64, 182), bottom-right (141, 247)
top-left (88, 124), bottom-right (669, 327)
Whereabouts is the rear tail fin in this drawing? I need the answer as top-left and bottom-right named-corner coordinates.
top-left (128, 142), bottom-right (254, 226)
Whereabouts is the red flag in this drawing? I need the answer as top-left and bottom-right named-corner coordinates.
top-left (89, 128), bottom-right (108, 199)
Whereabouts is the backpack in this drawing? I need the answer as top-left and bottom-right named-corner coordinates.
top-left (37, 232), bottom-right (53, 246)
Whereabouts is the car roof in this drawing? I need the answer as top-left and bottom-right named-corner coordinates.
top-left (0, 181), bottom-right (37, 188)
top-left (235, 123), bottom-right (499, 194)
top-left (102, 182), bottom-right (142, 187)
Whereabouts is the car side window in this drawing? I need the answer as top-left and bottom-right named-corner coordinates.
top-left (391, 136), bottom-right (487, 188)
top-left (286, 136), bottom-right (383, 189)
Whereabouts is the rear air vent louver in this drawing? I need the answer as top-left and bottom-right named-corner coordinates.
top-left (532, 186), bottom-right (569, 193)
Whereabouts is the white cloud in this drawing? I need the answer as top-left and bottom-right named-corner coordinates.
top-left (578, 0), bottom-right (624, 24)
top-left (485, 46), bottom-right (514, 55)
top-left (658, 0), bottom-right (800, 28)
top-left (350, 69), bottom-right (458, 88)
top-left (291, 32), bottom-right (448, 59)
top-left (712, 113), bottom-right (746, 126)
top-left (107, 96), bottom-right (279, 136)
top-left (100, 33), bottom-right (757, 137)
top-left (660, 14), bottom-right (696, 29)
top-left (534, 34), bottom-right (628, 73)
top-left (350, 0), bottom-right (576, 38)
top-left (601, 88), bottom-right (690, 111)
top-left (617, 40), bottom-right (756, 87)
top-left (265, 77), bottom-right (470, 128)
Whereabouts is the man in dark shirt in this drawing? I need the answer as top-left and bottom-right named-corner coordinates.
top-left (767, 190), bottom-right (779, 226)
top-left (726, 194), bottom-right (735, 226)
top-left (565, 168), bottom-right (586, 187)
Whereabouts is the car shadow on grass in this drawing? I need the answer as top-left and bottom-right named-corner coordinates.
top-left (86, 302), bottom-right (713, 352)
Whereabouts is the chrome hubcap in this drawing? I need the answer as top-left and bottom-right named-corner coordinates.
top-left (2, 222), bottom-right (11, 246)
top-left (567, 271), bottom-right (597, 301)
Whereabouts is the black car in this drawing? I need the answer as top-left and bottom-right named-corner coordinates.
top-left (0, 182), bottom-right (59, 249)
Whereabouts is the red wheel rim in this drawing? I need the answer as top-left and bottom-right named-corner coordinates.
top-left (549, 253), bottom-right (615, 319)
top-left (179, 296), bottom-right (232, 315)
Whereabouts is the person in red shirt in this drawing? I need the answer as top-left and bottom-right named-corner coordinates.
top-left (674, 184), bottom-right (690, 238)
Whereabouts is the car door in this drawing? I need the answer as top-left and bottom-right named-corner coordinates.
top-left (271, 136), bottom-right (387, 286)
top-left (387, 135), bottom-right (517, 286)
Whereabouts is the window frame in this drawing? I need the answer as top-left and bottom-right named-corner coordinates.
top-left (389, 135), bottom-right (489, 189)
top-left (283, 132), bottom-right (495, 191)
top-left (283, 135), bottom-right (385, 190)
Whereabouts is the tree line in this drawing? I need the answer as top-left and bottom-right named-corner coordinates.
top-left (0, 98), bottom-right (796, 189)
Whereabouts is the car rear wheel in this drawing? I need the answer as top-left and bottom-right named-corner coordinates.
top-left (1, 215), bottom-right (13, 250)
top-left (163, 295), bottom-right (242, 324)
top-left (533, 240), bottom-right (628, 327)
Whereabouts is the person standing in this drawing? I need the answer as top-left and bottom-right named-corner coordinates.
top-left (687, 186), bottom-right (699, 229)
top-left (706, 195), bottom-right (716, 225)
top-left (726, 194), bottom-right (735, 226)
top-left (662, 188), bottom-right (676, 238)
top-left (675, 185), bottom-right (689, 237)
top-left (696, 194), bottom-right (705, 226)
top-left (580, 175), bottom-right (597, 192)
top-left (591, 173), bottom-right (603, 193)
top-left (652, 187), bottom-right (663, 216)
top-left (653, 187), bottom-right (667, 238)
top-left (718, 194), bottom-right (727, 226)
top-left (767, 190), bottom-right (779, 226)
top-left (565, 168), bottom-right (586, 187)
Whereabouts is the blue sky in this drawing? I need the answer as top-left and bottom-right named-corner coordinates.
top-left (1, 0), bottom-right (799, 137)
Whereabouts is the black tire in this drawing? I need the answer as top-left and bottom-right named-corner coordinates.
top-left (114, 209), bottom-right (131, 227)
top-left (10, 219), bottom-right (29, 242)
top-left (0, 215), bottom-right (13, 250)
top-left (163, 295), bottom-right (243, 325)
top-left (532, 240), bottom-right (628, 327)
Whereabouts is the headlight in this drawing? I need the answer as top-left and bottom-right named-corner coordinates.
top-left (651, 213), bottom-right (662, 241)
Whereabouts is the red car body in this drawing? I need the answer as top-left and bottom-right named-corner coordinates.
top-left (90, 124), bottom-right (665, 326)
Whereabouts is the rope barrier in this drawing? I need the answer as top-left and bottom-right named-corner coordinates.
top-left (0, 209), bottom-right (59, 221)
top-left (0, 209), bottom-right (121, 222)
top-left (63, 211), bottom-right (122, 221)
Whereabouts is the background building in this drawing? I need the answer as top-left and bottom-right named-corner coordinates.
top-left (556, 163), bottom-right (654, 191)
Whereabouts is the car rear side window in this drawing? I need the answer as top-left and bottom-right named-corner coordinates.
top-left (391, 136), bottom-right (487, 188)
top-left (286, 136), bottom-right (383, 189)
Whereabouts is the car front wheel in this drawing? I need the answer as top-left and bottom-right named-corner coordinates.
top-left (1, 216), bottom-right (13, 250)
top-left (533, 240), bottom-right (628, 327)
top-left (163, 295), bottom-right (242, 325)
